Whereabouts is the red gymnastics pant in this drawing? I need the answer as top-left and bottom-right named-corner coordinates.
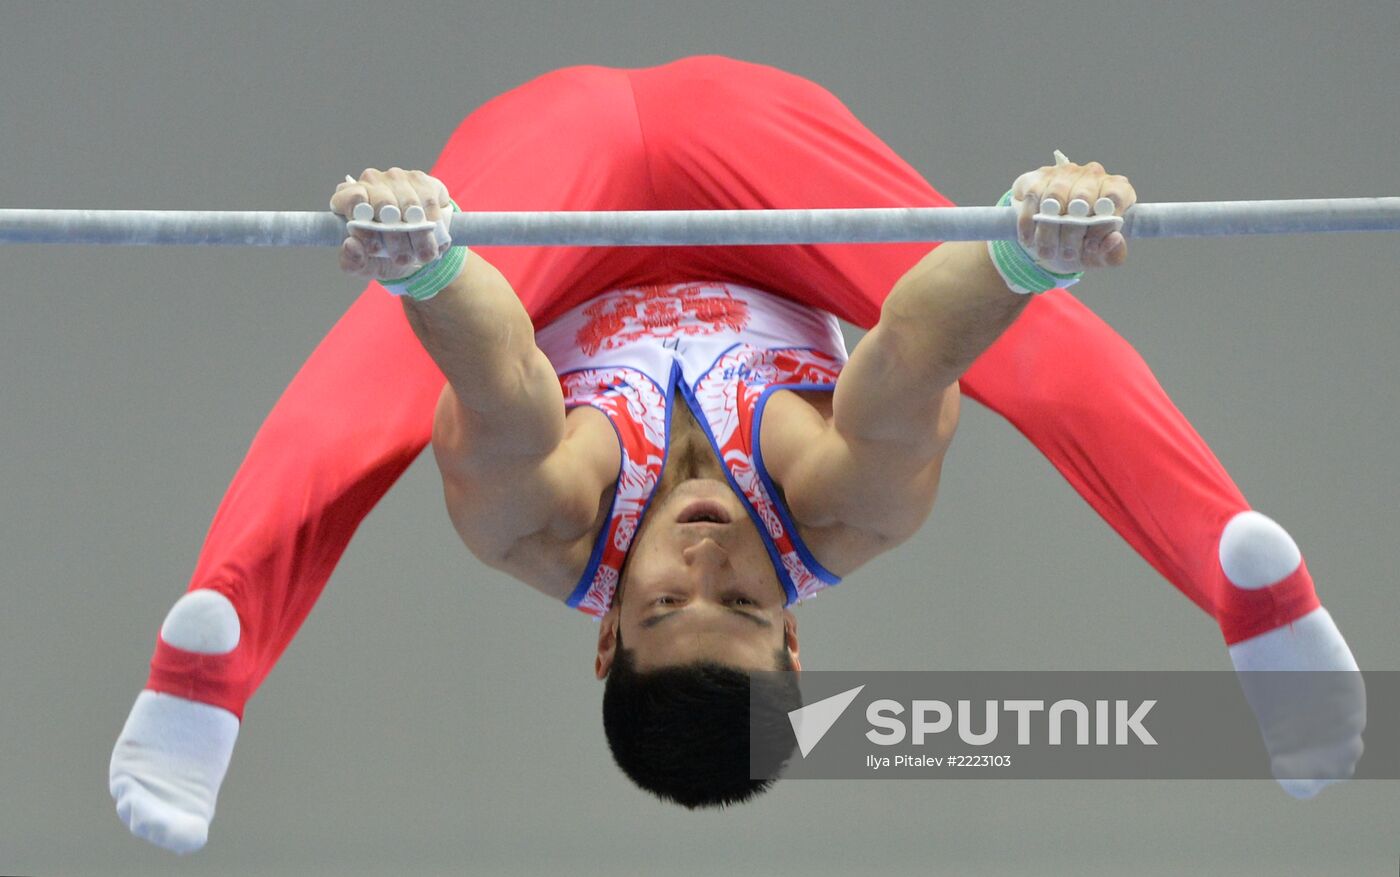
top-left (146, 55), bottom-right (1318, 719)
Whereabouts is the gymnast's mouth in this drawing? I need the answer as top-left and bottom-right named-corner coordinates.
top-left (676, 500), bottom-right (732, 525)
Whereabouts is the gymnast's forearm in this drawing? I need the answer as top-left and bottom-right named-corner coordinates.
top-left (875, 240), bottom-right (1029, 391)
top-left (830, 240), bottom-right (1020, 449)
top-left (399, 252), bottom-right (565, 456)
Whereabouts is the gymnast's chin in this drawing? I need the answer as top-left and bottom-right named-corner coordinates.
top-left (594, 477), bottom-right (804, 809)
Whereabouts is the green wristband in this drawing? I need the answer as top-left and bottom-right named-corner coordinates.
top-left (986, 189), bottom-right (1084, 295)
top-left (381, 198), bottom-right (468, 302)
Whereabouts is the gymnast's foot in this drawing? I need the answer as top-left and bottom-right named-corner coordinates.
top-left (109, 690), bottom-right (239, 853)
top-left (1229, 607), bottom-right (1364, 798)
top-left (110, 590), bottom-right (242, 852)
top-left (1220, 513), bottom-right (1364, 798)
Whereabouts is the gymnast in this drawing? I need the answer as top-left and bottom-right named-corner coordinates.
top-left (108, 55), bottom-right (1362, 854)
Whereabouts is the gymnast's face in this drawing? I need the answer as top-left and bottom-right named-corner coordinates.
top-left (594, 477), bottom-right (800, 678)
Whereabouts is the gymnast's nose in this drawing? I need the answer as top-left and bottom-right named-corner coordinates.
top-left (682, 537), bottom-right (730, 569)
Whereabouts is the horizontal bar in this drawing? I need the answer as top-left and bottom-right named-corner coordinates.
top-left (1, 198), bottom-right (1398, 247)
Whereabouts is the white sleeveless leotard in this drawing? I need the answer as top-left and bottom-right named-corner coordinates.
top-left (534, 281), bottom-right (849, 618)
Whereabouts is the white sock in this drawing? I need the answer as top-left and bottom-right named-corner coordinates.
top-left (1221, 512), bottom-right (1364, 798)
top-left (110, 691), bottom-right (240, 853)
top-left (110, 591), bottom-right (241, 853)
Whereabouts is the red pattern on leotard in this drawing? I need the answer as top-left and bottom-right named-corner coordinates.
top-left (574, 282), bottom-right (751, 356)
top-left (692, 346), bottom-right (844, 602)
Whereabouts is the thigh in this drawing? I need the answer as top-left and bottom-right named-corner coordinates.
top-left (431, 64), bottom-right (660, 326)
top-left (629, 55), bottom-right (956, 328)
top-left (959, 290), bottom-right (1294, 628)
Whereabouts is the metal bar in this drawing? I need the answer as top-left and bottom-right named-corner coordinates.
top-left (1, 198), bottom-right (1397, 247)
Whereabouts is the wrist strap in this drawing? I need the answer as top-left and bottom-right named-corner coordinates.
top-left (380, 199), bottom-right (468, 302)
top-left (986, 189), bottom-right (1083, 295)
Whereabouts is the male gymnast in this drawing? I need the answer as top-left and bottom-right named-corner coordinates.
top-left (109, 56), bottom-right (1362, 854)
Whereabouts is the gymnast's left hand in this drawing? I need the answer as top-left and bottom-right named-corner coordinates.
top-left (1012, 155), bottom-right (1137, 271)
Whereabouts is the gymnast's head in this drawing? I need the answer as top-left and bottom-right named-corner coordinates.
top-left (595, 476), bottom-right (803, 807)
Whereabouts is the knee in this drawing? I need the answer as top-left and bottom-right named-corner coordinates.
top-left (160, 591), bottom-right (241, 655)
top-left (1219, 510), bottom-right (1302, 590)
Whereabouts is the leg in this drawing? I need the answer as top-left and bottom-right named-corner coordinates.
top-left (116, 64), bottom-right (665, 853)
top-left (143, 62), bottom-right (660, 718)
top-left (626, 55), bottom-right (949, 324)
top-left (960, 290), bottom-right (1322, 643)
top-left (962, 292), bottom-right (1361, 797)
top-left (632, 55), bottom-right (1359, 795)
top-left (629, 55), bottom-right (1331, 645)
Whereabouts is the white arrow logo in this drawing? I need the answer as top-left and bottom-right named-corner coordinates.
top-left (787, 685), bottom-right (865, 758)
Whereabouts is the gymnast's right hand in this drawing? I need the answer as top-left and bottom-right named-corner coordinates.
top-left (331, 167), bottom-right (454, 281)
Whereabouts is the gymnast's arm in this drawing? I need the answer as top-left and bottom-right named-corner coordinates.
top-left (402, 255), bottom-right (616, 567)
top-left (764, 240), bottom-right (1022, 542)
top-left (770, 158), bottom-right (1133, 544)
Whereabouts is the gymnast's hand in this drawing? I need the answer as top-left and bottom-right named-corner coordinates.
top-left (1012, 152), bottom-right (1137, 272)
top-left (330, 167), bottom-right (454, 281)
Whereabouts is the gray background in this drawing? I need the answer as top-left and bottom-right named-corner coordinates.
top-left (1, 1), bottom-right (1396, 874)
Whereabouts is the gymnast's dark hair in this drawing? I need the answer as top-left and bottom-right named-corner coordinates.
top-left (602, 630), bottom-right (802, 809)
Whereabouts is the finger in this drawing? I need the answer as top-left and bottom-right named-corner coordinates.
top-left (1036, 162), bottom-right (1098, 264)
top-left (350, 225), bottom-right (385, 259)
top-left (1081, 231), bottom-right (1113, 269)
top-left (384, 168), bottom-right (421, 220)
top-left (1083, 230), bottom-right (1126, 269)
top-left (379, 169), bottom-right (418, 267)
top-left (404, 171), bottom-right (441, 262)
top-left (1080, 213), bottom-right (1114, 258)
top-left (339, 236), bottom-right (367, 274)
top-left (1079, 230), bottom-right (1108, 269)
top-left (382, 168), bottom-right (444, 265)
top-left (347, 169), bottom-right (392, 259)
top-left (429, 178), bottom-right (455, 251)
top-left (1102, 231), bottom-right (1128, 267)
top-left (410, 171), bottom-right (446, 215)
top-left (1012, 169), bottom-right (1044, 249)
top-left (1058, 163), bottom-right (1104, 264)
top-left (329, 180), bottom-right (369, 218)
top-left (362, 174), bottom-right (397, 228)
top-left (1097, 173), bottom-right (1137, 214)
top-left (408, 225), bottom-right (439, 263)
top-left (1032, 184), bottom-right (1065, 263)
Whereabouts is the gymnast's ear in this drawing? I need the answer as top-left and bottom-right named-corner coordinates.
top-left (595, 609), bottom-right (620, 680)
top-left (783, 609), bottom-right (802, 672)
